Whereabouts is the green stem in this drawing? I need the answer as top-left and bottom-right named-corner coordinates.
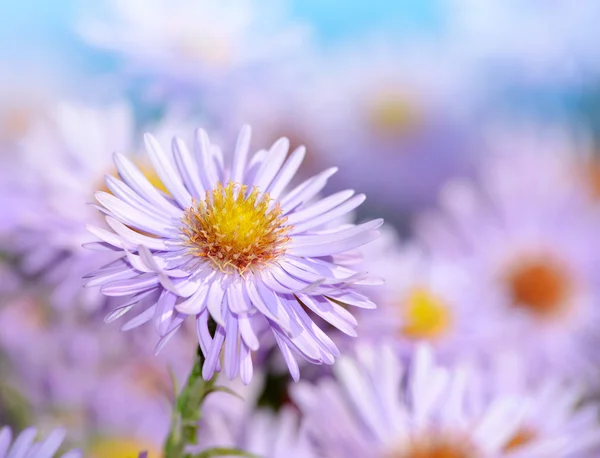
top-left (164, 347), bottom-right (215, 458)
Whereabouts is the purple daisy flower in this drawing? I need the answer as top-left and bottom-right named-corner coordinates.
top-left (0, 426), bottom-right (81, 458)
top-left (415, 149), bottom-right (600, 384)
top-left (354, 225), bottom-right (500, 364)
top-left (4, 101), bottom-right (197, 311)
top-left (85, 125), bottom-right (382, 383)
top-left (293, 343), bottom-right (600, 458)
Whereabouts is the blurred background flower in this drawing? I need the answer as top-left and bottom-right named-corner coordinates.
top-left (3, 0), bottom-right (600, 456)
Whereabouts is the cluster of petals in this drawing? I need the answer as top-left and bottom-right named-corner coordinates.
top-left (85, 125), bottom-right (382, 383)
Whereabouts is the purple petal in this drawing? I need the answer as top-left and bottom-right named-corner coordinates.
top-left (202, 325), bottom-right (225, 380)
top-left (237, 313), bottom-right (260, 351)
top-left (194, 129), bottom-right (219, 190)
top-left (272, 330), bottom-right (300, 381)
top-left (101, 274), bottom-right (160, 296)
top-left (286, 190), bottom-right (355, 225)
top-left (154, 289), bottom-right (177, 336)
top-left (254, 137), bottom-right (289, 193)
top-left (231, 125), bottom-right (251, 184)
top-left (288, 229), bottom-right (380, 257)
top-left (172, 136), bottom-right (205, 199)
top-left (280, 167), bottom-right (338, 214)
top-left (144, 133), bottom-right (192, 208)
top-left (176, 283), bottom-right (209, 314)
top-left (239, 341), bottom-right (253, 385)
top-left (113, 152), bottom-right (181, 217)
top-left (289, 195), bottom-right (367, 235)
top-left (297, 294), bottom-right (357, 337)
top-left (224, 311), bottom-right (240, 379)
top-left (121, 304), bottom-right (157, 331)
top-left (267, 146), bottom-right (306, 200)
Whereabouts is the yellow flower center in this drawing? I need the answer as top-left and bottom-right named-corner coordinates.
top-left (385, 435), bottom-right (478, 458)
top-left (502, 427), bottom-right (536, 452)
top-left (401, 287), bottom-right (452, 340)
top-left (88, 437), bottom-right (160, 458)
top-left (368, 93), bottom-right (423, 140)
top-left (182, 181), bottom-right (291, 274)
top-left (505, 255), bottom-right (572, 319)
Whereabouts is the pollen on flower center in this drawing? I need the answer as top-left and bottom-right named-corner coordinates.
top-left (503, 427), bottom-right (536, 452)
top-left (505, 255), bottom-right (572, 318)
top-left (401, 287), bottom-right (452, 340)
top-left (182, 180), bottom-right (291, 274)
top-left (386, 435), bottom-right (478, 458)
top-left (88, 437), bottom-right (160, 458)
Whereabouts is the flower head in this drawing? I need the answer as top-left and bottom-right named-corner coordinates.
top-left (0, 426), bottom-right (81, 458)
top-left (85, 126), bottom-right (382, 383)
top-left (293, 343), bottom-right (600, 458)
top-left (415, 149), bottom-right (600, 383)
top-left (4, 102), bottom-right (197, 311)
top-left (355, 226), bottom-right (494, 363)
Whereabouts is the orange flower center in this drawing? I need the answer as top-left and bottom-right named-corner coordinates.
top-left (182, 181), bottom-right (291, 274)
top-left (386, 435), bottom-right (478, 458)
top-left (503, 427), bottom-right (536, 452)
top-left (505, 255), bottom-right (571, 318)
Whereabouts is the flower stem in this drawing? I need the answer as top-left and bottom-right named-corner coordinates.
top-left (163, 347), bottom-right (215, 458)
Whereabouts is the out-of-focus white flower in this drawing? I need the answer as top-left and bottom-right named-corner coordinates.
top-left (79, 0), bottom-right (312, 99)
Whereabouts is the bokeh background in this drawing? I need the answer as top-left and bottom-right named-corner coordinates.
top-left (3, 0), bottom-right (600, 456)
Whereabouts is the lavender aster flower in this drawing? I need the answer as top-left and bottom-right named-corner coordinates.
top-left (0, 426), bottom-right (81, 458)
top-left (294, 343), bottom-right (600, 458)
top-left (355, 226), bottom-right (497, 364)
top-left (293, 343), bottom-right (531, 458)
top-left (85, 126), bottom-right (382, 383)
top-left (415, 149), bottom-right (600, 384)
top-left (6, 102), bottom-right (195, 311)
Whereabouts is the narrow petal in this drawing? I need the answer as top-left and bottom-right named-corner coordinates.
top-left (239, 341), bottom-right (254, 385)
top-left (254, 137), bottom-right (289, 192)
top-left (273, 330), bottom-right (300, 381)
top-left (267, 146), bottom-right (306, 199)
top-left (288, 230), bottom-right (380, 257)
top-left (202, 325), bottom-right (226, 380)
top-left (194, 129), bottom-right (219, 190)
top-left (144, 133), bottom-right (192, 208)
top-left (231, 125), bottom-right (251, 183)
top-left (113, 152), bottom-right (181, 217)
top-left (224, 311), bottom-right (240, 379)
top-left (281, 167), bottom-right (338, 214)
top-left (172, 136), bottom-right (205, 199)
top-left (289, 195), bottom-right (368, 235)
top-left (286, 190), bottom-right (355, 225)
